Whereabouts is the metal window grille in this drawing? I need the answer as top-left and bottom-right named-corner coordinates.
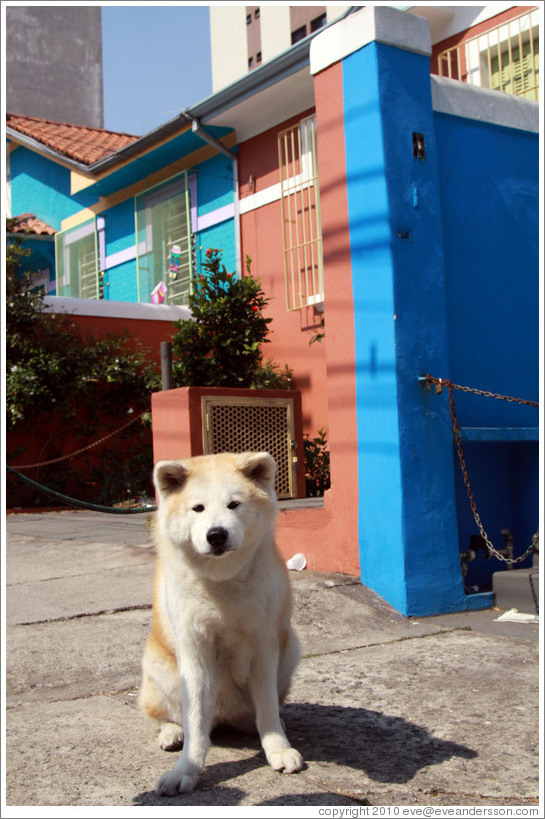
top-left (55, 218), bottom-right (99, 299)
top-left (201, 396), bottom-right (298, 498)
top-left (278, 115), bottom-right (324, 311)
top-left (135, 171), bottom-right (193, 305)
top-left (437, 9), bottom-right (539, 101)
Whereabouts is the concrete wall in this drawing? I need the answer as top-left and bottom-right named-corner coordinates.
top-left (433, 94), bottom-right (539, 590)
top-left (6, 5), bottom-right (103, 128)
top-left (309, 5), bottom-right (539, 614)
top-left (210, 5), bottom-right (249, 91)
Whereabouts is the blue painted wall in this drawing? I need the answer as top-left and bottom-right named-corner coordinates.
top-left (342, 42), bottom-right (407, 614)
top-left (196, 221), bottom-right (237, 278)
top-left (341, 39), bottom-right (538, 615)
top-left (434, 113), bottom-right (539, 580)
top-left (10, 138), bottom-right (237, 304)
top-left (343, 41), bottom-right (466, 616)
top-left (9, 146), bottom-right (96, 230)
top-left (195, 154), bottom-right (236, 216)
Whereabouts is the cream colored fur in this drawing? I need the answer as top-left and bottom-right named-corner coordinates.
top-left (139, 452), bottom-right (303, 796)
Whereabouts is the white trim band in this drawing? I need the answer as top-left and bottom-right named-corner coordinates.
top-left (43, 295), bottom-right (192, 321)
top-left (310, 5), bottom-right (431, 76)
top-left (431, 75), bottom-right (539, 133)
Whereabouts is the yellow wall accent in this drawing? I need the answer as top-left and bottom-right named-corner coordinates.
top-left (71, 170), bottom-right (94, 195)
top-left (61, 132), bottom-right (237, 231)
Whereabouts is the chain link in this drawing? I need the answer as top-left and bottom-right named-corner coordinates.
top-left (422, 375), bottom-right (538, 406)
top-left (9, 412), bottom-right (147, 470)
top-left (422, 375), bottom-right (538, 566)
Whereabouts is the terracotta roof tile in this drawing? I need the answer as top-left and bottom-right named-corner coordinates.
top-left (6, 112), bottom-right (139, 166)
top-left (10, 213), bottom-right (57, 236)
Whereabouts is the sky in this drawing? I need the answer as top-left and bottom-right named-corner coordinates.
top-left (101, 3), bottom-right (213, 136)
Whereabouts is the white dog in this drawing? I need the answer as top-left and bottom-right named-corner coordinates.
top-left (139, 451), bottom-right (303, 796)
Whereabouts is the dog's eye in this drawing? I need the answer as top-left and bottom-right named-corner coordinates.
top-left (192, 504), bottom-right (205, 513)
top-left (227, 501), bottom-right (240, 510)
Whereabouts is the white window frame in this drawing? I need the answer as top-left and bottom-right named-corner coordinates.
top-left (55, 217), bottom-right (99, 299)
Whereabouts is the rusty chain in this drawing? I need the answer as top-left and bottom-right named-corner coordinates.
top-left (422, 375), bottom-right (539, 407)
top-left (422, 375), bottom-right (539, 566)
top-left (9, 412), bottom-right (147, 471)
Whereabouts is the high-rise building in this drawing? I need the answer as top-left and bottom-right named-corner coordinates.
top-left (210, 5), bottom-right (351, 91)
top-left (6, 5), bottom-right (104, 128)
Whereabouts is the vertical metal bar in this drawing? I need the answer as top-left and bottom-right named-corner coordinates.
top-left (289, 125), bottom-right (303, 309)
top-left (297, 121), bottom-right (310, 307)
top-left (486, 31), bottom-right (492, 90)
top-left (507, 17), bottom-right (526, 97)
top-left (496, 29), bottom-right (504, 92)
top-left (304, 118), bottom-right (318, 301)
top-left (278, 129), bottom-right (291, 310)
top-left (311, 117), bottom-right (324, 298)
top-left (527, 14), bottom-right (537, 100)
top-left (161, 342), bottom-right (173, 391)
top-left (285, 129), bottom-right (296, 309)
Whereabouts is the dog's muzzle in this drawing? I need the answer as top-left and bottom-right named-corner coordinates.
top-left (206, 527), bottom-right (229, 556)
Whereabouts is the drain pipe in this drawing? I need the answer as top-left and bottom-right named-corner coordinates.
top-left (188, 116), bottom-right (242, 277)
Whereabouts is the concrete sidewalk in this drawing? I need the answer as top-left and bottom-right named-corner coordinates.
top-left (4, 511), bottom-right (541, 809)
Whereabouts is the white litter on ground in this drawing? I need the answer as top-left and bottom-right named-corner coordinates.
top-left (494, 608), bottom-right (539, 624)
top-left (286, 553), bottom-right (306, 571)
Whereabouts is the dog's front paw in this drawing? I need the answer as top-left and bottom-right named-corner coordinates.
top-left (156, 766), bottom-right (199, 796)
top-left (267, 747), bottom-right (304, 774)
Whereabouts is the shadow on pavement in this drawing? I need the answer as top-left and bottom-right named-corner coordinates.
top-left (132, 702), bottom-right (477, 805)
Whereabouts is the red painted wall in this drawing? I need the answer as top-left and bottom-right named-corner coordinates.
top-left (236, 62), bottom-right (361, 576)
top-left (238, 108), bottom-right (329, 439)
top-left (59, 313), bottom-right (179, 366)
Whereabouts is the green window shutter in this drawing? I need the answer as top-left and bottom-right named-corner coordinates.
top-left (489, 28), bottom-right (539, 100)
top-left (135, 171), bottom-right (193, 305)
top-left (55, 219), bottom-right (99, 299)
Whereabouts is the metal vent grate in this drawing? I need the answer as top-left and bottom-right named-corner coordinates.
top-left (202, 397), bottom-right (296, 498)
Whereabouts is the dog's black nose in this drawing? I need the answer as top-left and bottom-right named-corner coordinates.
top-left (206, 527), bottom-right (229, 555)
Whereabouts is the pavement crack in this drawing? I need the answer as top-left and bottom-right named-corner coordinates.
top-left (16, 603), bottom-right (152, 626)
top-left (301, 627), bottom-right (472, 658)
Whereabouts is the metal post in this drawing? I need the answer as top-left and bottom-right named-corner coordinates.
top-left (160, 342), bottom-right (173, 391)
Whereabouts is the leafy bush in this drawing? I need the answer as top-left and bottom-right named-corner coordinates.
top-left (6, 221), bottom-right (160, 507)
top-left (6, 266), bottom-right (159, 428)
top-left (171, 249), bottom-right (291, 389)
top-left (304, 427), bottom-right (331, 497)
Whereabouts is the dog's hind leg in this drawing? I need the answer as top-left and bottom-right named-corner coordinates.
top-left (139, 636), bottom-right (184, 750)
top-left (278, 628), bottom-right (301, 703)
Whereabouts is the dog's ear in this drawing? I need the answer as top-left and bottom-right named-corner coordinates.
top-left (154, 460), bottom-right (190, 500)
top-left (237, 452), bottom-right (276, 490)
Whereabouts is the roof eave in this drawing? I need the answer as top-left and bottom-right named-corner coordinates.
top-left (7, 7), bottom-right (360, 175)
top-left (86, 110), bottom-right (195, 173)
top-left (6, 127), bottom-right (95, 174)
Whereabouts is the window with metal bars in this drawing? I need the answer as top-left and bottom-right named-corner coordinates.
top-left (437, 8), bottom-right (539, 101)
top-left (135, 171), bottom-right (193, 305)
top-left (55, 218), bottom-right (99, 299)
top-left (277, 115), bottom-right (324, 311)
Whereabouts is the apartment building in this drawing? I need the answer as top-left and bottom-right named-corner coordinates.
top-left (210, 4), bottom-right (539, 100)
top-left (210, 5), bottom-right (351, 90)
top-left (7, 5), bottom-right (539, 615)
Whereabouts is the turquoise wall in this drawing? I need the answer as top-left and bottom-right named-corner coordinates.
top-left (195, 154), bottom-right (236, 216)
top-left (196, 221), bottom-right (237, 278)
top-left (10, 143), bottom-right (237, 304)
top-left (10, 146), bottom-right (96, 230)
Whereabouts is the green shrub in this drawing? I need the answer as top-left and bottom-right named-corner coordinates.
top-left (6, 221), bottom-right (160, 507)
top-left (304, 427), bottom-right (331, 497)
top-left (171, 249), bottom-right (291, 389)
